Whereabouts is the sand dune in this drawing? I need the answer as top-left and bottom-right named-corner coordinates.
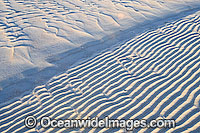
top-left (0, 12), bottom-right (199, 132)
top-left (1, 0), bottom-right (200, 103)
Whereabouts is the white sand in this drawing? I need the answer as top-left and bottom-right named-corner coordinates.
top-left (0, 10), bottom-right (199, 132)
top-left (0, 0), bottom-right (200, 103)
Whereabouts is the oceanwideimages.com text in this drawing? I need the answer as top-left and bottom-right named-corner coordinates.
top-left (25, 116), bottom-right (176, 131)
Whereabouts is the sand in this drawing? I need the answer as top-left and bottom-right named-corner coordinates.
top-left (0, 9), bottom-right (199, 132)
top-left (0, 0), bottom-right (200, 103)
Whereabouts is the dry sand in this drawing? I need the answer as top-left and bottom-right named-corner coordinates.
top-left (0, 9), bottom-right (199, 132)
